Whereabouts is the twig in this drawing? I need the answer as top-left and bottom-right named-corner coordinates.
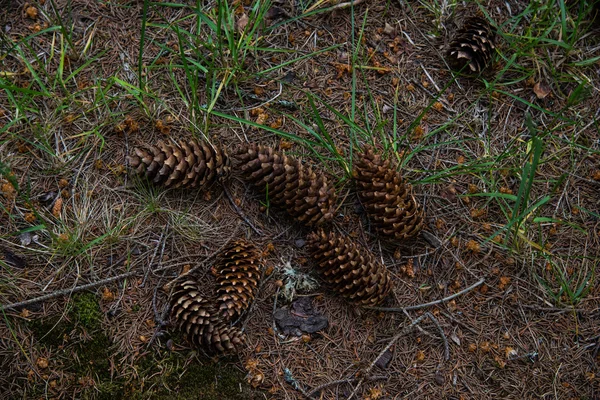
top-left (1, 231), bottom-right (240, 313)
top-left (367, 278), bottom-right (485, 312)
top-left (222, 183), bottom-right (262, 236)
top-left (141, 224), bottom-right (170, 288)
top-left (426, 312), bottom-right (450, 361)
top-left (283, 368), bottom-right (312, 398)
top-left (0, 270), bottom-right (138, 312)
top-left (305, 0), bottom-right (367, 13)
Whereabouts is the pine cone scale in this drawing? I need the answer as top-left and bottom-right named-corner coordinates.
top-left (353, 146), bottom-right (424, 242)
top-left (307, 230), bottom-right (392, 306)
top-left (170, 280), bottom-right (245, 354)
top-left (447, 16), bottom-right (496, 74)
top-left (215, 240), bottom-right (262, 321)
top-left (233, 144), bottom-right (337, 226)
top-left (127, 138), bottom-right (231, 189)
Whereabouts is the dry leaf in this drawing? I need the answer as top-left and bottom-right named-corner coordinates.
top-left (480, 341), bottom-right (492, 353)
top-left (101, 287), bottom-right (115, 302)
top-left (415, 350), bottom-right (426, 362)
top-left (256, 113), bottom-right (268, 125)
top-left (494, 355), bottom-right (506, 368)
top-left (450, 332), bottom-right (461, 346)
top-left (1, 182), bottom-right (17, 199)
top-left (280, 139), bottom-right (293, 150)
top-left (533, 81), bottom-right (551, 99)
top-left (25, 6), bottom-right (38, 19)
top-left (269, 118), bottom-right (283, 129)
top-left (366, 387), bottom-right (384, 400)
top-left (36, 357), bottom-right (48, 369)
top-left (237, 13), bottom-right (249, 34)
top-left (505, 346), bottom-right (518, 359)
top-left (466, 239), bottom-right (481, 253)
top-left (384, 23), bottom-right (394, 36)
top-left (401, 259), bottom-right (415, 278)
top-left (498, 276), bottom-right (511, 290)
top-left (24, 212), bottom-right (36, 223)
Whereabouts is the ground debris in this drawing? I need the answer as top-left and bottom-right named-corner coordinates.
top-left (2, 248), bottom-right (27, 269)
top-left (273, 297), bottom-right (328, 336)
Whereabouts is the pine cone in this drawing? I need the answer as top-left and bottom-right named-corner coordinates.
top-left (446, 16), bottom-right (496, 74)
top-left (127, 139), bottom-right (231, 189)
top-left (170, 280), bottom-right (245, 354)
top-left (216, 240), bottom-right (262, 321)
top-left (353, 146), bottom-right (424, 241)
top-left (233, 144), bottom-right (337, 226)
top-left (307, 229), bottom-right (393, 306)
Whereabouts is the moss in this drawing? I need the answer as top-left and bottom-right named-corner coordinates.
top-left (72, 292), bottom-right (103, 330)
top-left (136, 353), bottom-right (261, 400)
top-left (28, 316), bottom-right (73, 348)
top-left (28, 295), bottom-right (126, 399)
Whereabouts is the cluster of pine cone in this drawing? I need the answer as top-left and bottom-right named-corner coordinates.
top-left (169, 240), bottom-right (262, 354)
top-left (129, 139), bottom-right (425, 350)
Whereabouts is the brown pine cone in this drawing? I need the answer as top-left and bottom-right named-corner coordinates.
top-left (307, 229), bottom-right (393, 306)
top-left (216, 240), bottom-right (262, 321)
top-left (232, 143), bottom-right (337, 226)
top-left (127, 139), bottom-right (231, 189)
top-left (353, 146), bottom-right (424, 241)
top-left (170, 280), bottom-right (245, 354)
top-left (446, 16), bottom-right (496, 74)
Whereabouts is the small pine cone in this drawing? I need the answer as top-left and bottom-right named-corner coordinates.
top-left (353, 146), bottom-right (424, 241)
top-left (446, 16), bottom-right (496, 74)
top-left (307, 230), bottom-right (393, 306)
top-left (232, 144), bottom-right (337, 226)
top-left (127, 139), bottom-right (231, 189)
top-left (216, 240), bottom-right (262, 321)
top-left (170, 280), bottom-right (245, 354)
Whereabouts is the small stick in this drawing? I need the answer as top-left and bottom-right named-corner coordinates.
top-left (0, 270), bottom-right (138, 312)
top-left (305, 0), bottom-right (367, 13)
top-left (367, 278), bottom-right (485, 312)
top-left (1, 231), bottom-right (240, 312)
top-left (426, 312), bottom-right (450, 361)
top-left (141, 224), bottom-right (170, 287)
top-left (222, 183), bottom-right (263, 236)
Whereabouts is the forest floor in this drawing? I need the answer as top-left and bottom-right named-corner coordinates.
top-left (1, 0), bottom-right (599, 399)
